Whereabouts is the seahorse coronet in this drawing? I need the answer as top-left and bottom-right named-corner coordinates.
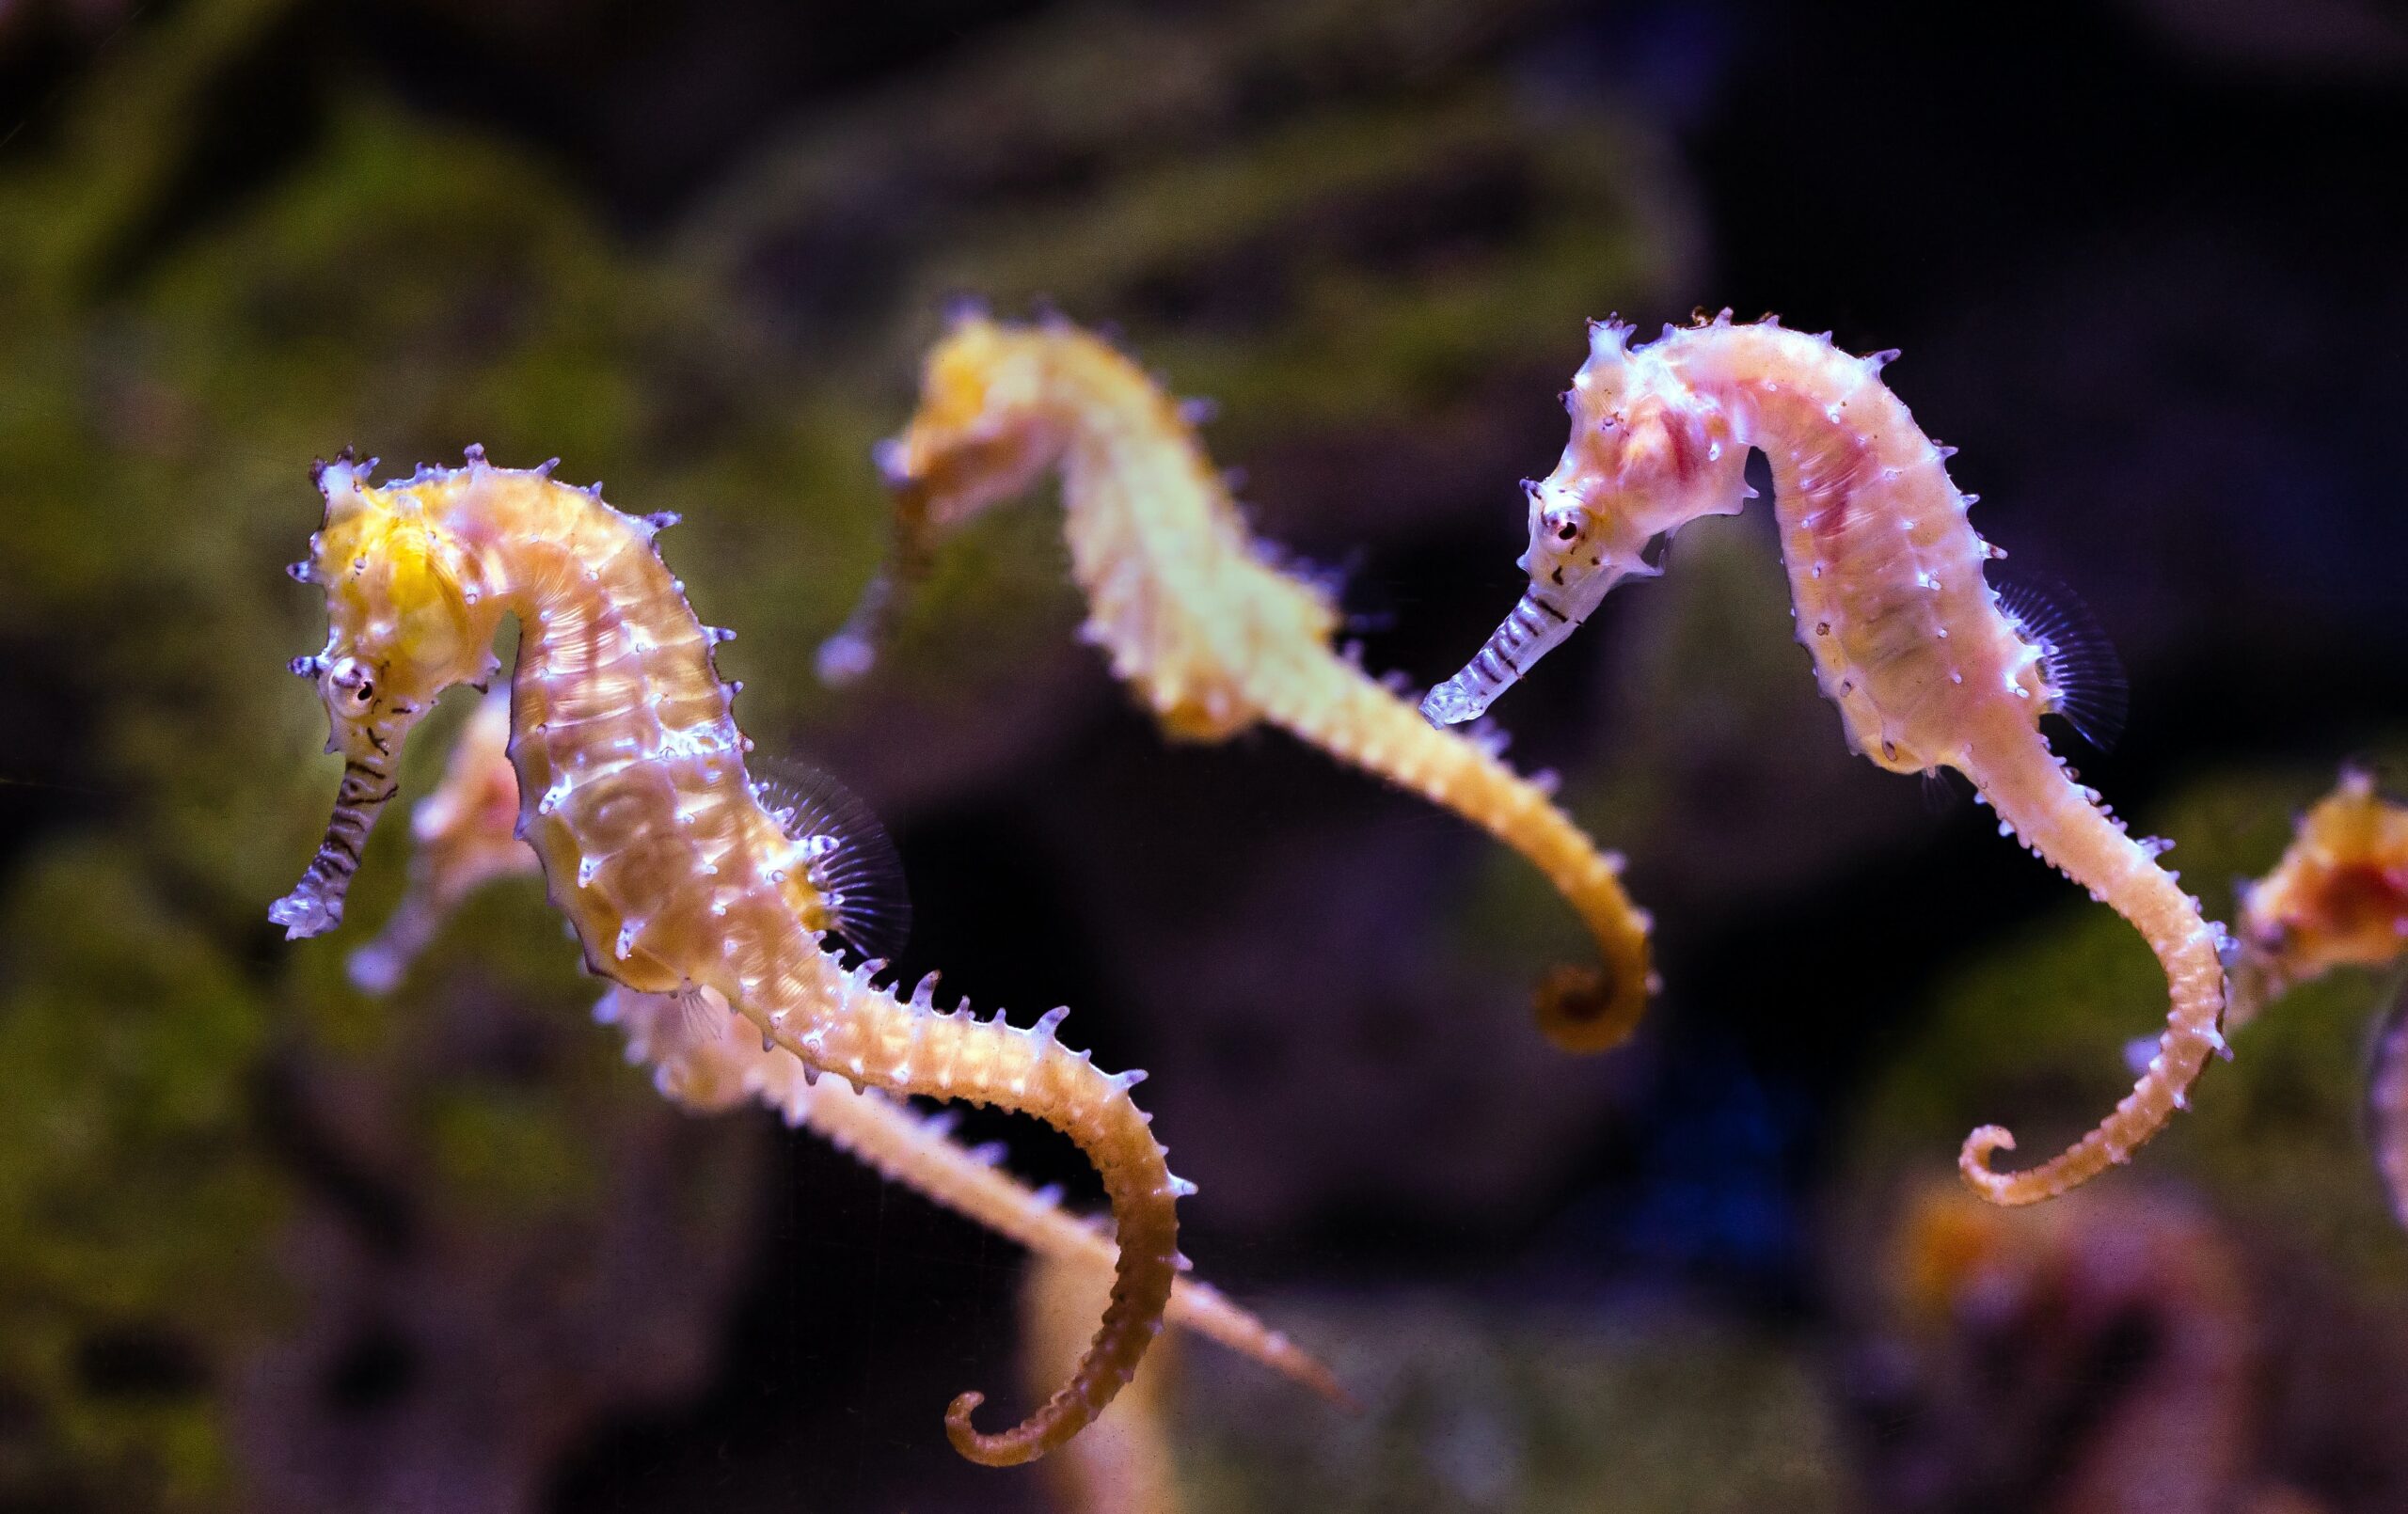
top-left (273, 455), bottom-right (1190, 1463)
top-left (1428, 316), bottom-right (2232, 1205)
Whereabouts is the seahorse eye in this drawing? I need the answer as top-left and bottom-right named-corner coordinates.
top-left (1545, 507), bottom-right (1584, 544)
top-left (326, 655), bottom-right (376, 707)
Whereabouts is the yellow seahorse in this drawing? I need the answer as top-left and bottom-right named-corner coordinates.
top-left (348, 686), bottom-right (1343, 1404)
top-left (816, 312), bottom-right (1657, 1053)
top-left (271, 449), bottom-right (1182, 1465)
top-left (2227, 766), bottom-right (2408, 1224)
top-left (1422, 313), bottom-right (2229, 1206)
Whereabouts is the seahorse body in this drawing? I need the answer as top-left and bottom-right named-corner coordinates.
top-left (1422, 315), bottom-right (2229, 1206)
top-left (346, 688), bottom-right (1341, 1402)
top-left (816, 313), bottom-right (1657, 1052)
top-left (271, 449), bottom-right (1184, 1464)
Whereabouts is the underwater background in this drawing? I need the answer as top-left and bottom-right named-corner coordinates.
top-left (5, 0), bottom-right (2408, 1509)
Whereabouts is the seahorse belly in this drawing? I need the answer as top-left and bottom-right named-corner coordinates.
top-left (1682, 330), bottom-right (2028, 775)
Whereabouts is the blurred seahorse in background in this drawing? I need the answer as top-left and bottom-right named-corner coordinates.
top-left (349, 686), bottom-right (1343, 1403)
top-left (2226, 766), bottom-right (2408, 1224)
top-left (1421, 313), bottom-right (2227, 1206)
top-left (1873, 1181), bottom-right (2305, 1514)
top-left (270, 449), bottom-right (1186, 1465)
top-left (2230, 767), bottom-right (2408, 1023)
top-left (816, 311), bottom-right (1658, 1053)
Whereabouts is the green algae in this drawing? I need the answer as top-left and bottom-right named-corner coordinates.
top-left (1180, 1295), bottom-right (1843, 1514)
top-left (0, 844), bottom-right (284, 1511)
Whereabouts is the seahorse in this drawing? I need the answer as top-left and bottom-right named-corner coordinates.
top-left (2227, 766), bottom-right (2408, 1225)
top-left (816, 312), bottom-right (1658, 1053)
top-left (270, 448), bottom-right (1184, 1465)
top-left (346, 685), bottom-right (1342, 1403)
top-left (2229, 765), bottom-right (2408, 1024)
top-left (1421, 313), bottom-right (2228, 1206)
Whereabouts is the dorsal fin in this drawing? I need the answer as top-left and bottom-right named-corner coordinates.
top-left (750, 756), bottom-right (912, 964)
top-left (1992, 566), bottom-right (2128, 752)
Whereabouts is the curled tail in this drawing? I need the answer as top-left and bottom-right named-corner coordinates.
top-left (1957, 749), bottom-right (2228, 1205)
top-left (617, 980), bottom-right (1342, 1402)
top-left (1266, 654), bottom-right (1656, 1052)
top-left (1022, 1251), bottom-right (1184, 1514)
top-left (754, 958), bottom-right (1184, 1465)
top-left (793, 1079), bottom-right (1343, 1404)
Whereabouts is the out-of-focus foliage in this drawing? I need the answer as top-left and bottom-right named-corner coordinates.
top-left (1180, 1294), bottom-right (1842, 1514)
top-left (28, 0), bottom-right (2393, 1508)
top-left (0, 844), bottom-right (280, 1511)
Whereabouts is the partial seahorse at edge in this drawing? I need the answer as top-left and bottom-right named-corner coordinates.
top-left (2226, 765), bottom-right (2408, 1225)
top-left (816, 311), bottom-right (1658, 1054)
top-left (347, 686), bottom-right (1344, 1403)
top-left (271, 449), bottom-right (1182, 1465)
top-left (1421, 312), bottom-right (2230, 1206)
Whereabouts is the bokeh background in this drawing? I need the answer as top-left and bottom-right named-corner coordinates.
top-left (5, 1), bottom-right (2408, 1510)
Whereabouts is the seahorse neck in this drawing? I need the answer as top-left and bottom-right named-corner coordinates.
top-left (1039, 334), bottom-right (1256, 600)
top-left (1658, 324), bottom-right (1914, 504)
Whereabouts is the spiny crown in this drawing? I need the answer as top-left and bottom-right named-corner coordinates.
top-left (1563, 318), bottom-right (1722, 492)
top-left (877, 312), bottom-right (1062, 529)
top-left (292, 448), bottom-right (501, 719)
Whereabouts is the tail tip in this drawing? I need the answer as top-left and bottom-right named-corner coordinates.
top-left (1956, 1124), bottom-right (2025, 1201)
top-left (1534, 961), bottom-right (1649, 1054)
top-left (943, 1389), bottom-right (1047, 1467)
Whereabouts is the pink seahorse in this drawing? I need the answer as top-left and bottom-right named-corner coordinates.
top-left (1422, 314), bottom-right (2228, 1206)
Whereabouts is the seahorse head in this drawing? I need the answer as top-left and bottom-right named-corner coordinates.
top-left (288, 450), bottom-right (500, 764)
top-left (1424, 321), bottom-right (1745, 725)
top-left (817, 311), bottom-right (1071, 686)
top-left (875, 310), bottom-right (1064, 532)
top-left (273, 449), bottom-right (508, 940)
